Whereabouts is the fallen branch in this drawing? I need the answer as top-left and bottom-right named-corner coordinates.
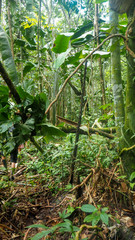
top-left (45, 34), bottom-right (126, 114)
top-left (120, 144), bottom-right (135, 155)
top-left (61, 126), bottom-right (114, 139)
top-left (75, 224), bottom-right (101, 240)
top-left (14, 166), bottom-right (27, 177)
top-left (70, 171), bottom-right (93, 192)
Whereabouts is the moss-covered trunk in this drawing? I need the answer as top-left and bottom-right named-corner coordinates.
top-left (121, 3), bottom-right (135, 175)
top-left (109, 8), bottom-right (125, 137)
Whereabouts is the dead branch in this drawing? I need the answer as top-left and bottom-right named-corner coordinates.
top-left (45, 34), bottom-right (126, 114)
top-left (75, 225), bottom-right (101, 240)
top-left (70, 171), bottom-right (93, 192)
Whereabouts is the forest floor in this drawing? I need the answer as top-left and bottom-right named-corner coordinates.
top-left (0, 162), bottom-right (135, 240)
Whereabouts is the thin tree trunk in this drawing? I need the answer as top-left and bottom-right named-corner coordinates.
top-left (7, 0), bottom-right (14, 58)
top-left (70, 62), bottom-right (87, 184)
top-left (0, 0), bottom-right (2, 23)
top-left (109, 5), bottom-right (125, 137)
top-left (37, 0), bottom-right (42, 92)
top-left (95, 4), bottom-right (106, 112)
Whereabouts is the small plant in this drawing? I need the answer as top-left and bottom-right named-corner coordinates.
top-left (28, 204), bottom-right (112, 240)
top-left (81, 204), bottom-right (111, 226)
top-left (129, 171), bottom-right (135, 189)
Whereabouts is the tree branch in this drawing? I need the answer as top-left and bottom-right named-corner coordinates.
top-left (68, 80), bottom-right (81, 96)
top-left (61, 127), bottom-right (114, 139)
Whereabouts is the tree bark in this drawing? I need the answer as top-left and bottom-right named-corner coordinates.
top-left (110, 0), bottom-right (134, 14)
top-left (109, 5), bottom-right (125, 138)
top-left (70, 63), bottom-right (87, 184)
top-left (121, 2), bottom-right (135, 175)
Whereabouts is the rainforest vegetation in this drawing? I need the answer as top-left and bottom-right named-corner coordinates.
top-left (0, 0), bottom-right (135, 239)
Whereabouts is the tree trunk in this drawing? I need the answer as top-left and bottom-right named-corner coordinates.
top-left (7, 0), bottom-right (14, 59)
top-left (37, 0), bottom-right (42, 92)
top-left (0, 0), bottom-right (2, 23)
top-left (95, 4), bottom-right (106, 112)
top-left (109, 5), bottom-right (125, 137)
top-left (121, 2), bottom-right (135, 175)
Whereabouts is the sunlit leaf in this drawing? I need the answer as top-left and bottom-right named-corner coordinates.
top-left (52, 34), bottom-right (70, 53)
top-left (129, 172), bottom-right (135, 182)
top-left (53, 48), bottom-right (71, 69)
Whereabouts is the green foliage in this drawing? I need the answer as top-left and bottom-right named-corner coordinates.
top-left (81, 204), bottom-right (110, 226)
top-left (29, 203), bottom-right (112, 239)
top-left (129, 172), bottom-right (135, 189)
top-left (23, 61), bottom-right (35, 77)
top-left (96, 0), bottom-right (108, 3)
top-left (71, 20), bottom-right (93, 40)
top-left (53, 48), bottom-right (71, 69)
top-left (0, 25), bottom-right (19, 85)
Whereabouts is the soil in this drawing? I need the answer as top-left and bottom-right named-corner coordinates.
top-left (0, 163), bottom-right (135, 240)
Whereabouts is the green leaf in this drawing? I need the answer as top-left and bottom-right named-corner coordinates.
top-left (71, 20), bottom-right (93, 40)
top-left (52, 34), bottom-right (70, 53)
top-left (129, 172), bottom-right (135, 182)
top-left (100, 213), bottom-right (109, 225)
top-left (130, 183), bottom-right (135, 190)
top-left (23, 61), bottom-right (35, 77)
top-left (31, 230), bottom-right (52, 240)
top-left (92, 215), bottom-right (100, 226)
top-left (14, 38), bottom-right (26, 47)
top-left (21, 25), bottom-right (36, 45)
top-left (101, 207), bottom-right (108, 213)
top-left (65, 50), bottom-right (82, 65)
top-left (17, 86), bottom-right (34, 107)
top-left (0, 85), bottom-right (9, 104)
top-left (53, 48), bottom-right (71, 69)
top-left (27, 224), bottom-right (48, 229)
top-left (81, 204), bottom-right (97, 213)
top-left (38, 123), bottom-right (66, 137)
top-left (26, 43), bottom-right (37, 50)
top-left (93, 51), bottom-right (110, 58)
top-left (0, 25), bottom-right (19, 85)
top-left (0, 121), bottom-right (13, 133)
top-left (84, 214), bottom-right (94, 223)
top-left (96, 0), bottom-right (108, 3)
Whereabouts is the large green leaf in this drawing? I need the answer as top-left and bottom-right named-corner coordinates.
top-left (52, 34), bottom-right (70, 53)
top-left (37, 123), bottom-right (66, 137)
top-left (71, 20), bottom-right (93, 40)
top-left (0, 25), bottom-right (19, 85)
top-left (53, 48), bottom-right (71, 69)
